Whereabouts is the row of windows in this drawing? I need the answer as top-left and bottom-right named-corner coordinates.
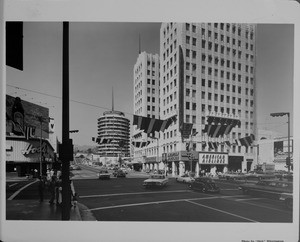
top-left (185, 23), bottom-right (254, 39)
top-left (186, 62), bottom-right (255, 75)
top-left (200, 54), bottom-right (254, 69)
top-left (200, 81), bottom-right (254, 95)
top-left (186, 35), bottom-right (254, 51)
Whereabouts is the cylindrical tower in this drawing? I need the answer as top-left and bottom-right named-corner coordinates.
top-left (97, 110), bottom-right (130, 157)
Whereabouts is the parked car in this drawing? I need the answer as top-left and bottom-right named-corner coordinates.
top-left (176, 174), bottom-right (195, 183)
top-left (279, 193), bottom-right (293, 210)
top-left (143, 174), bottom-right (168, 188)
top-left (188, 177), bottom-right (220, 193)
top-left (98, 169), bottom-right (110, 180)
top-left (72, 165), bottom-right (81, 170)
top-left (114, 170), bottom-right (126, 178)
top-left (238, 180), bottom-right (293, 200)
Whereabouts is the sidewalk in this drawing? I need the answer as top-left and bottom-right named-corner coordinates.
top-left (6, 199), bottom-right (97, 221)
top-left (6, 199), bottom-right (82, 221)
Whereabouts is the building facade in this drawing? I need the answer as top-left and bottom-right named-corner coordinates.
top-left (132, 52), bottom-right (161, 169)
top-left (159, 22), bottom-right (257, 176)
top-left (257, 136), bottom-right (293, 172)
top-left (6, 95), bottom-right (56, 176)
top-left (97, 110), bottom-right (130, 158)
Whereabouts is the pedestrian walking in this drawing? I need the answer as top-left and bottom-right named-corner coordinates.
top-left (48, 176), bottom-right (56, 204)
top-left (38, 176), bottom-right (45, 202)
top-left (55, 177), bottom-right (62, 206)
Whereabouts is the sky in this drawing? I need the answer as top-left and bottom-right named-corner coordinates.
top-left (6, 22), bottom-right (294, 146)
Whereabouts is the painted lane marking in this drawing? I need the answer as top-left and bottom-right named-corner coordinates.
top-left (7, 180), bottom-right (38, 200)
top-left (84, 195), bottom-right (246, 212)
top-left (235, 197), bottom-right (264, 201)
top-left (79, 190), bottom-right (190, 198)
top-left (237, 200), bottom-right (292, 213)
top-left (8, 183), bottom-right (18, 188)
top-left (185, 200), bottom-right (259, 223)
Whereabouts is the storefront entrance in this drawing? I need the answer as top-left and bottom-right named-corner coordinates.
top-left (228, 156), bottom-right (243, 172)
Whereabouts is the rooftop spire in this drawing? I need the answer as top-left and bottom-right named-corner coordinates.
top-left (112, 86), bottom-right (114, 111)
top-left (139, 33), bottom-right (141, 54)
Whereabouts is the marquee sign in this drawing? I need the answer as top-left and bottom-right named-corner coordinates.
top-left (199, 153), bottom-right (228, 164)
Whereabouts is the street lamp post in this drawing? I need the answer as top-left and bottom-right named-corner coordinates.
top-left (189, 131), bottom-right (198, 173)
top-left (270, 112), bottom-right (291, 174)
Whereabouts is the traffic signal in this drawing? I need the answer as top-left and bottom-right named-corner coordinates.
top-left (6, 22), bottom-right (23, 70)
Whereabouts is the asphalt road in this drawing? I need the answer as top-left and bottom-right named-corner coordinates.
top-left (6, 167), bottom-right (292, 223)
top-left (73, 175), bottom-right (292, 222)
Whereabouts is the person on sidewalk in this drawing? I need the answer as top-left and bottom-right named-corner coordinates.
top-left (38, 176), bottom-right (45, 202)
top-left (48, 175), bottom-right (56, 205)
top-left (55, 177), bottom-right (62, 206)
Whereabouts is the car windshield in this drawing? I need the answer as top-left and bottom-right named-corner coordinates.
top-left (151, 175), bottom-right (165, 179)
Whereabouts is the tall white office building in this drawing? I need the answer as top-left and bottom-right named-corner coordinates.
top-left (160, 23), bottom-right (256, 176)
top-left (132, 51), bottom-right (161, 168)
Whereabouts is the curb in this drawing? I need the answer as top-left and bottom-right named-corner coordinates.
top-left (76, 203), bottom-right (97, 221)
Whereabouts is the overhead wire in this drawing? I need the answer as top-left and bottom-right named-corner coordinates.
top-left (7, 84), bottom-right (289, 128)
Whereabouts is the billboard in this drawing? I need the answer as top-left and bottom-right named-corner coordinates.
top-left (6, 95), bottom-right (50, 139)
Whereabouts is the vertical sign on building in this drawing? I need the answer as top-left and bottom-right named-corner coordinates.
top-left (178, 45), bottom-right (184, 141)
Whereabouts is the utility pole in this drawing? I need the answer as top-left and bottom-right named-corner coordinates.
top-left (60, 22), bottom-right (73, 220)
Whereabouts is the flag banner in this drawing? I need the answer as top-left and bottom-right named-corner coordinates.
top-left (225, 141), bottom-right (231, 148)
top-left (132, 141), bottom-right (150, 148)
top-left (239, 137), bottom-right (248, 147)
top-left (133, 115), bottom-right (175, 134)
top-left (213, 142), bottom-right (219, 150)
top-left (181, 122), bottom-right (193, 139)
top-left (202, 141), bottom-right (207, 148)
top-left (235, 139), bottom-right (242, 146)
top-left (208, 142), bottom-right (214, 150)
top-left (93, 137), bottom-right (113, 144)
top-left (208, 125), bottom-right (218, 137)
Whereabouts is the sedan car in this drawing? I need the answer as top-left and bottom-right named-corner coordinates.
top-left (188, 177), bottom-right (220, 193)
top-left (176, 174), bottom-right (195, 183)
top-left (114, 170), bottom-right (126, 178)
top-left (143, 174), bottom-right (168, 188)
top-left (238, 180), bottom-right (293, 200)
top-left (98, 169), bottom-right (111, 180)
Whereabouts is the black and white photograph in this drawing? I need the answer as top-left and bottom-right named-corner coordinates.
top-left (1, 1), bottom-right (299, 242)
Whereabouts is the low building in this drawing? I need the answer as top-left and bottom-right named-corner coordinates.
top-left (257, 136), bottom-right (293, 171)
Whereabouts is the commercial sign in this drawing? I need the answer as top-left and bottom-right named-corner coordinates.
top-left (145, 156), bottom-right (159, 163)
top-left (199, 153), bottom-right (228, 164)
top-left (163, 151), bottom-right (199, 162)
